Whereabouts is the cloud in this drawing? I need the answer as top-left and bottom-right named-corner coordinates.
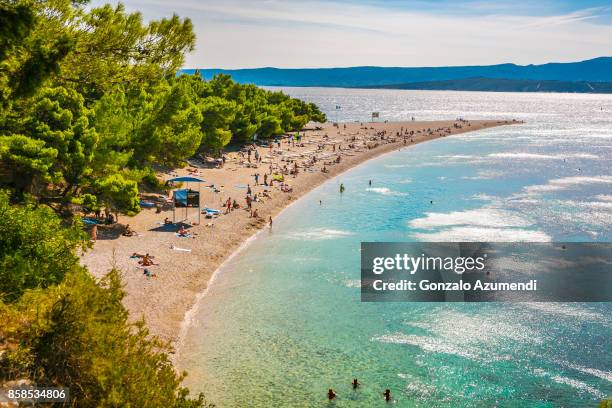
top-left (89, 0), bottom-right (612, 68)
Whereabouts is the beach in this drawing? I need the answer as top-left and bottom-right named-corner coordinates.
top-left (80, 119), bottom-right (515, 346)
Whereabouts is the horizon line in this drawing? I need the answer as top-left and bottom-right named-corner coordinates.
top-left (181, 56), bottom-right (611, 71)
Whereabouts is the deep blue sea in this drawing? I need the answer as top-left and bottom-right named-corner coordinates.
top-left (178, 89), bottom-right (611, 407)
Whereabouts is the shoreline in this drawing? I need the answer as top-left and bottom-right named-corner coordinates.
top-left (80, 119), bottom-right (517, 349)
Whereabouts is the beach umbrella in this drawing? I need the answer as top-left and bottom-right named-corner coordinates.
top-left (167, 176), bottom-right (206, 224)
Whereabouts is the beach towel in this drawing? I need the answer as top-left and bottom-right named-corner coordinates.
top-left (203, 208), bottom-right (221, 214)
top-left (171, 246), bottom-right (192, 252)
top-left (139, 200), bottom-right (156, 208)
top-left (175, 233), bottom-right (193, 238)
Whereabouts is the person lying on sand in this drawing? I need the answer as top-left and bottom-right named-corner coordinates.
top-left (143, 268), bottom-right (157, 278)
top-left (177, 225), bottom-right (189, 237)
top-left (122, 224), bottom-right (136, 237)
top-left (139, 254), bottom-right (158, 266)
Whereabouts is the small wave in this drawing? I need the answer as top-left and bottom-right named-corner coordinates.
top-left (522, 303), bottom-right (606, 322)
top-left (408, 208), bottom-right (550, 242)
top-left (557, 200), bottom-right (612, 210)
top-left (532, 368), bottom-right (607, 398)
top-left (594, 194), bottom-right (612, 202)
top-left (523, 175), bottom-right (612, 195)
top-left (488, 152), bottom-right (599, 160)
top-left (398, 373), bottom-right (438, 397)
top-left (435, 154), bottom-right (478, 160)
top-left (413, 226), bottom-right (551, 242)
top-left (471, 193), bottom-right (496, 201)
top-left (462, 170), bottom-right (506, 180)
top-left (289, 228), bottom-right (354, 240)
top-left (367, 187), bottom-right (407, 196)
top-left (558, 362), bottom-right (612, 383)
top-left (550, 375), bottom-right (606, 399)
top-left (408, 208), bottom-right (532, 229)
top-left (373, 333), bottom-right (479, 360)
top-left (343, 279), bottom-right (362, 288)
top-left (385, 164), bottom-right (412, 168)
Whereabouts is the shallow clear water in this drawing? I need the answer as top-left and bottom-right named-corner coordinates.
top-left (178, 89), bottom-right (612, 407)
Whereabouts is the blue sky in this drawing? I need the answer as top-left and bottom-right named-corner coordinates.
top-left (89, 0), bottom-right (612, 68)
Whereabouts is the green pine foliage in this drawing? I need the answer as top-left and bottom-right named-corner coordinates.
top-left (0, 0), bottom-right (326, 405)
top-left (0, 0), bottom-right (326, 217)
top-left (0, 193), bottom-right (212, 406)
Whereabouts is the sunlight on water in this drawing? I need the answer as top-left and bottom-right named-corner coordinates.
top-left (178, 90), bottom-right (612, 407)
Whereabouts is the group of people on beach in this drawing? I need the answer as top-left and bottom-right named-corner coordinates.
top-left (327, 379), bottom-right (392, 402)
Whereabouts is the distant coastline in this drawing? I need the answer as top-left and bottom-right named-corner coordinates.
top-left (182, 57), bottom-right (612, 94)
top-left (360, 77), bottom-right (612, 94)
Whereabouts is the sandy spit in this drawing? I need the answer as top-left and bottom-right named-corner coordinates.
top-left (80, 119), bottom-right (516, 347)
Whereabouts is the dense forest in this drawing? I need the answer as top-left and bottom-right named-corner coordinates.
top-left (0, 0), bottom-right (324, 406)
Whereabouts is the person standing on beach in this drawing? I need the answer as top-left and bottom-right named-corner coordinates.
top-left (269, 216), bottom-right (273, 228)
top-left (340, 183), bottom-right (345, 194)
top-left (91, 224), bottom-right (97, 242)
top-left (254, 173), bottom-right (259, 185)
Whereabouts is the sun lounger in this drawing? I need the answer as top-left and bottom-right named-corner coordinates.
top-left (139, 200), bottom-right (156, 208)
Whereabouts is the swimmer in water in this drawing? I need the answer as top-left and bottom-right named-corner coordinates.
top-left (369, 180), bottom-right (372, 186)
top-left (352, 379), bottom-right (360, 389)
top-left (383, 389), bottom-right (391, 402)
top-left (340, 183), bottom-right (345, 194)
top-left (327, 388), bottom-right (337, 400)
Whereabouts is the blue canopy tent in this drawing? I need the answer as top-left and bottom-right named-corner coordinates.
top-left (168, 176), bottom-right (205, 224)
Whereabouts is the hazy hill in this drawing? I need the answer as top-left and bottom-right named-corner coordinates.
top-left (370, 77), bottom-right (612, 93)
top-left (182, 57), bottom-right (612, 92)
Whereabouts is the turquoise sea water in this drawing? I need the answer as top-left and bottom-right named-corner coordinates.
top-left (178, 90), bottom-right (612, 407)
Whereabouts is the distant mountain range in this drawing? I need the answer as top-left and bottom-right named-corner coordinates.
top-left (369, 77), bottom-right (612, 93)
top-left (182, 57), bottom-right (612, 93)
